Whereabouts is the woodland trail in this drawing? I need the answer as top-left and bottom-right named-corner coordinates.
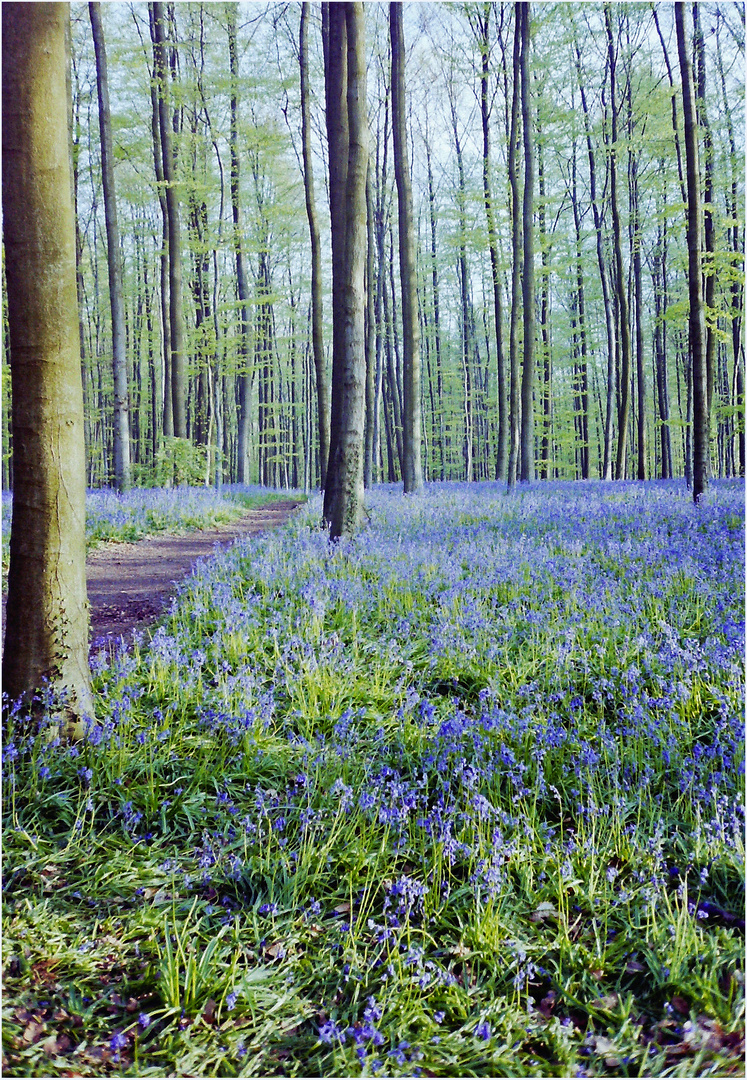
top-left (86, 499), bottom-right (300, 653)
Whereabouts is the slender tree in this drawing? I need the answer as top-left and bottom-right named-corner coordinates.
top-left (390, 2), bottom-right (422, 494)
top-left (506, 4), bottom-right (522, 490)
top-left (675, 2), bottom-right (709, 501)
top-left (300, 1), bottom-right (330, 490)
top-left (475, 4), bottom-right (508, 482)
top-left (151, 1), bottom-right (187, 439)
top-left (89, 2), bottom-right (131, 492)
top-left (518, 1), bottom-right (535, 483)
top-left (605, 5), bottom-right (632, 480)
top-left (3, 2), bottom-right (94, 730)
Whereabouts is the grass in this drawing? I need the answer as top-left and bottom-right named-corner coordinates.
top-left (2, 479), bottom-right (744, 1077)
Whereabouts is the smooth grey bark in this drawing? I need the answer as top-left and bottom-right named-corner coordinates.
top-left (151, 1), bottom-right (186, 439)
top-left (693, 5), bottom-right (716, 427)
top-left (575, 38), bottom-right (616, 480)
top-left (676, 2), bottom-right (709, 502)
top-left (2, 1), bottom-right (94, 731)
top-left (89, 2), bottom-right (131, 491)
top-left (227, 3), bottom-right (252, 483)
top-left (364, 163), bottom-right (376, 487)
top-left (506, 4), bottom-right (522, 490)
top-left (424, 130), bottom-right (446, 480)
top-left (390, 2), bottom-right (422, 494)
top-left (518, 2), bottom-right (535, 483)
top-left (476, 4), bottom-right (508, 482)
top-left (605, 5), bottom-right (632, 480)
top-left (323, 1), bottom-right (368, 539)
top-left (300, 1), bottom-right (330, 490)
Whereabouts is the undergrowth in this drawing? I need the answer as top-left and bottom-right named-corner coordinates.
top-left (2, 480), bottom-right (744, 1077)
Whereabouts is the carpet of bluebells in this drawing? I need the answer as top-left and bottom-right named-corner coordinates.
top-left (2, 480), bottom-right (744, 1077)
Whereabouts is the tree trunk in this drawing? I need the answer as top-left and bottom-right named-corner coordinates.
top-left (575, 38), bottom-right (616, 480)
top-left (300, 2), bottom-right (330, 490)
top-left (151, 1), bottom-right (186, 439)
top-left (323, 1), bottom-right (368, 539)
top-left (89, 2), bottom-right (131, 491)
top-left (227, 3), bottom-right (253, 483)
top-left (390, 2), bottom-right (422, 494)
top-left (518, 2), bottom-right (535, 483)
top-left (2, 2), bottom-right (94, 729)
top-left (605, 5), bottom-right (632, 480)
top-left (693, 4), bottom-right (716, 431)
top-left (477, 5), bottom-right (508, 482)
top-left (507, 4), bottom-right (522, 490)
top-left (364, 163), bottom-right (376, 487)
top-left (676, 2), bottom-right (708, 502)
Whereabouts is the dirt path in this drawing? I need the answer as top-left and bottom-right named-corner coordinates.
top-left (86, 499), bottom-right (300, 652)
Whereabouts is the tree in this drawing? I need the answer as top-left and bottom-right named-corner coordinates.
top-left (89, 2), bottom-right (131, 492)
top-left (300, 2), bottom-right (330, 490)
top-left (605, 5), bottom-right (633, 480)
top-left (473, 4), bottom-right (507, 482)
top-left (676, 2), bottom-right (709, 502)
top-left (150, 1), bottom-right (187, 440)
top-left (518, 1), bottom-right (535, 483)
top-left (2, 2), bottom-right (94, 730)
top-left (322, 2), bottom-right (369, 538)
top-left (390, 2), bottom-right (422, 494)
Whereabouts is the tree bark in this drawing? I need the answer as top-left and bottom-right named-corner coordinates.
top-left (507, 4), bottom-right (522, 490)
top-left (89, 2), bottom-right (131, 492)
top-left (477, 4), bottom-right (508, 483)
top-left (2, 2), bottom-right (94, 729)
top-left (227, 3), bottom-right (253, 483)
top-left (676, 2), bottom-right (709, 502)
top-left (390, 2), bottom-right (422, 494)
top-left (300, 2), bottom-right (330, 490)
top-left (518, 2), bottom-right (535, 483)
top-left (323, 1), bottom-right (368, 538)
top-left (605, 5), bottom-right (632, 480)
top-left (151, 1), bottom-right (186, 439)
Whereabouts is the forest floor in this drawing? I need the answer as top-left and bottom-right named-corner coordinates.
top-left (86, 499), bottom-right (301, 651)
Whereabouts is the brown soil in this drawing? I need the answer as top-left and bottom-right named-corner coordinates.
top-left (85, 499), bottom-right (300, 653)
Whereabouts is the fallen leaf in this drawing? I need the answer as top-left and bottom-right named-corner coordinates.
top-left (529, 902), bottom-right (558, 923)
top-left (625, 959), bottom-right (646, 973)
top-left (594, 1036), bottom-right (618, 1055)
top-left (202, 998), bottom-right (217, 1025)
top-left (591, 993), bottom-right (620, 1012)
top-left (265, 941), bottom-right (286, 960)
top-left (125, 998), bottom-right (140, 1013)
top-left (22, 1021), bottom-right (46, 1044)
top-left (589, 968), bottom-right (605, 979)
top-left (671, 996), bottom-right (689, 1014)
top-left (333, 902), bottom-right (351, 915)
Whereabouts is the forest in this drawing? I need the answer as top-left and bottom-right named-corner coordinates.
top-left (1, 0), bottom-right (744, 497)
top-left (1, 3), bottom-right (745, 1078)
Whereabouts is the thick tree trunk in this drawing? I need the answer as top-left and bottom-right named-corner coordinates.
top-left (2, 2), bottom-right (94, 729)
top-left (300, 2), bottom-right (330, 490)
top-left (89, 2), bottom-right (131, 492)
top-left (676, 3), bottom-right (709, 502)
top-left (323, 1), bottom-right (368, 539)
top-left (390, 2), bottom-right (422, 494)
